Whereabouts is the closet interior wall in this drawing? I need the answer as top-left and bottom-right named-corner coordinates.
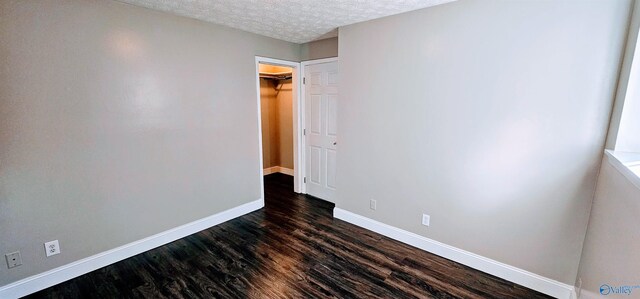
top-left (260, 74), bottom-right (294, 173)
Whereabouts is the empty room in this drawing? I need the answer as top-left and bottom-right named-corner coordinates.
top-left (1, 0), bottom-right (639, 298)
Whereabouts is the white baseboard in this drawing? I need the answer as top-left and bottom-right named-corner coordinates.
top-left (333, 208), bottom-right (575, 299)
top-left (571, 289), bottom-right (578, 299)
top-left (0, 199), bottom-right (264, 299)
top-left (263, 166), bottom-right (294, 176)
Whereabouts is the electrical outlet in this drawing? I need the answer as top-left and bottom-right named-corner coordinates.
top-left (44, 240), bottom-right (60, 257)
top-left (370, 199), bottom-right (377, 210)
top-left (422, 214), bottom-right (431, 226)
top-left (5, 251), bottom-right (22, 268)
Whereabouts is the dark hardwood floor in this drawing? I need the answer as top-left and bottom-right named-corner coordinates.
top-left (26, 173), bottom-right (552, 298)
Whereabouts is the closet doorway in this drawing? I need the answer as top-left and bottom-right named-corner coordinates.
top-left (255, 57), bottom-right (302, 196)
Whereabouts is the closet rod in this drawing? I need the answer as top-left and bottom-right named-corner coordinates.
top-left (259, 73), bottom-right (292, 80)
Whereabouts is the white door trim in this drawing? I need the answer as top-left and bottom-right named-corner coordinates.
top-left (302, 57), bottom-right (339, 66)
top-left (254, 56), bottom-right (302, 193)
top-left (300, 57), bottom-right (339, 196)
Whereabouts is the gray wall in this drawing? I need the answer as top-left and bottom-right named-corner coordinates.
top-left (336, 0), bottom-right (631, 284)
top-left (576, 158), bottom-right (640, 298)
top-left (0, 0), bottom-right (299, 286)
top-left (300, 37), bottom-right (338, 61)
top-left (606, 0), bottom-right (640, 150)
top-left (615, 13), bottom-right (640, 153)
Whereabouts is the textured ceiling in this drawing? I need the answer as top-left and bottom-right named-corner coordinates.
top-left (116, 0), bottom-right (456, 43)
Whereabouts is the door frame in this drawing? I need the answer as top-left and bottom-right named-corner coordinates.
top-left (254, 56), bottom-right (303, 196)
top-left (300, 57), bottom-right (339, 196)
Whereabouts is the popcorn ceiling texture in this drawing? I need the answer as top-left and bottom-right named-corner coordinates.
top-left (116, 0), bottom-right (456, 43)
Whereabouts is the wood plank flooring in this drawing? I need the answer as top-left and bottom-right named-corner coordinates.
top-left (25, 173), bottom-right (552, 298)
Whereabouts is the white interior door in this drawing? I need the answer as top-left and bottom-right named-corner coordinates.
top-left (304, 60), bottom-right (338, 201)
